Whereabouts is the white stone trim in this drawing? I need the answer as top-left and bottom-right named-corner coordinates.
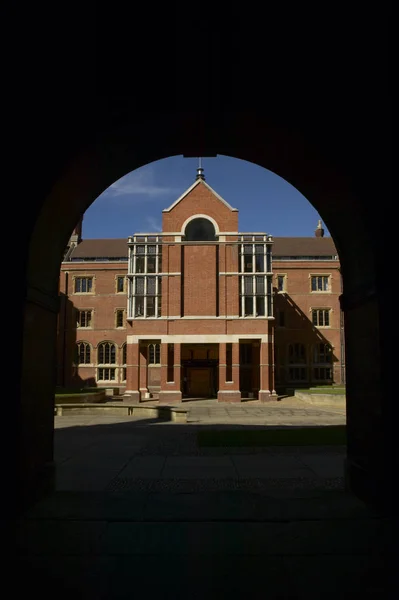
top-left (177, 315), bottom-right (234, 319)
top-left (128, 230), bottom-right (267, 237)
top-left (127, 334), bottom-right (269, 343)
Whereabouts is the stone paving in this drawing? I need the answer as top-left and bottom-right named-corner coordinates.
top-left (53, 396), bottom-right (346, 492)
top-left (16, 397), bottom-right (397, 599)
top-left (185, 395), bottom-right (346, 425)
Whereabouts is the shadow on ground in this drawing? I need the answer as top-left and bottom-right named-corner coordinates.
top-left (15, 416), bottom-right (397, 599)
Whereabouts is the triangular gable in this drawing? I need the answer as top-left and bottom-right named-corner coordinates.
top-left (162, 179), bottom-right (238, 212)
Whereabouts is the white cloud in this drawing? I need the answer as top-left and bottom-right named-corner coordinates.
top-left (104, 167), bottom-right (177, 200)
top-left (145, 217), bottom-right (162, 232)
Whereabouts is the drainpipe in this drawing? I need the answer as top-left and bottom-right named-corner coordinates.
top-left (61, 272), bottom-right (69, 387)
top-left (339, 269), bottom-right (345, 385)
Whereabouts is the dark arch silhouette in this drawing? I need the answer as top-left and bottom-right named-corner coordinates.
top-left (14, 103), bottom-right (393, 519)
top-left (185, 217), bottom-right (217, 241)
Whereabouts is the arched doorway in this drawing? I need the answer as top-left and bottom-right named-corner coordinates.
top-left (16, 110), bottom-right (393, 516)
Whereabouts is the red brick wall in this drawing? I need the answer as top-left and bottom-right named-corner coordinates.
top-left (58, 263), bottom-right (128, 388)
top-left (183, 245), bottom-right (217, 316)
top-left (273, 260), bottom-right (343, 385)
top-left (162, 181), bottom-right (238, 233)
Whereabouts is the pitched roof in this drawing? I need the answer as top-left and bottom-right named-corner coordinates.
top-left (163, 179), bottom-right (238, 212)
top-left (272, 237), bottom-right (337, 257)
top-left (66, 235), bottom-right (338, 261)
top-left (68, 238), bottom-right (129, 259)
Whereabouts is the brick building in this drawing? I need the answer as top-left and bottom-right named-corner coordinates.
top-left (58, 169), bottom-right (343, 402)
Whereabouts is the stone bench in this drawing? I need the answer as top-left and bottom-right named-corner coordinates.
top-left (54, 402), bottom-right (188, 422)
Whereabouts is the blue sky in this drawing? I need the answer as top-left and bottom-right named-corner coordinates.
top-left (82, 155), bottom-right (330, 239)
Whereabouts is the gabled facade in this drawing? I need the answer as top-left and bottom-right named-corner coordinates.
top-left (58, 171), bottom-right (343, 402)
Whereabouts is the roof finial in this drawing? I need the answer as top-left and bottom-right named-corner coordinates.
top-left (196, 157), bottom-right (205, 181)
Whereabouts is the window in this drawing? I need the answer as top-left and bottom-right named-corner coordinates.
top-left (121, 343), bottom-right (127, 382)
top-left (133, 275), bottom-right (162, 318)
top-left (313, 367), bottom-right (332, 381)
top-left (128, 237), bottom-right (163, 318)
top-left (239, 236), bottom-right (273, 317)
top-left (277, 274), bottom-right (286, 292)
top-left (76, 310), bottom-right (92, 328)
top-left (311, 275), bottom-right (330, 292)
top-left (74, 277), bottom-right (93, 293)
top-left (313, 343), bottom-right (332, 364)
top-left (312, 343), bottom-right (333, 382)
top-left (240, 275), bottom-right (269, 317)
top-left (185, 218), bottom-right (216, 241)
top-left (288, 343), bottom-right (306, 364)
top-left (98, 368), bottom-right (116, 381)
top-left (148, 343), bottom-right (161, 364)
top-left (115, 309), bottom-right (125, 328)
top-left (97, 342), bottom-right (117, 382)
top-left (98, 342), bottom-right (116, 364)
top-left (167, 344), bottom-right (174, 382)
top-left (312, 309), bottom-right (330, 327)
top-left (116, 276), bottom-right (125, 293)
top-left (226, 343), bottom-right (233, 381)
top-left (76, 342), bottom-right (91, 364)
top-left (288, 367), bottom-right (307, 381)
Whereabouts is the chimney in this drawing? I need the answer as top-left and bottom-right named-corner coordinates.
top-left (315, 219), bottom-right (324, 237)
top-left (70, 217), bottom-right (83, 246)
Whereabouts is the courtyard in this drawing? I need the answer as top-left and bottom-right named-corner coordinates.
top-left (16, 396), bottom-right (395, 598)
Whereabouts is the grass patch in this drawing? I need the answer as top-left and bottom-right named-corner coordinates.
top-left (197, 426), bottom-right (346, 447)
top-left (298, 386), bottom-right (346, 395)
top-left (55, 387), bottom-right (99, 395)
top-left (55, 393), bottom-right (99, 398)
top-left (55, 387), bottom-right (103, 398)
top-left (307, 389), bottom-right (345, 395)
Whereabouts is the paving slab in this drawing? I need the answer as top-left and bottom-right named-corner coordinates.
top-left (99, 519), bottom-right (394, 556)
top-left (298, 454), bottom-right (345, 478)
top-left (16, 404), bottom-right (398, 599)
top-left (16, 519), bottom-right (108, 555)
top-left (106, 555), bottom-right (291, 599)
top-left (117, 456), bottom-right (166, 478)
top-left (15, 556), bottom-right (117, 600)
top-left (23, 491), bottom-right (149, 521)
top-left (231, 454), bottom-right (319, 478)
top-left (56, 466), bottom-right (123, 491)
top-left (161, 456), bottom-right (237, 479)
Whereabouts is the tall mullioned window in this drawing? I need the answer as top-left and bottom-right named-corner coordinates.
top-left (121, 343), bottom-right (127, 382)
top-left (127, 236), bottom-right (163, 318)
top-left (76, 342), bottom-right (91, 364)
top-left (148, 343), bottom-right (161, 364)
top-left (312, 343), bottom-right (333, 381)
top-left (97, 341), bottom-right (116, 381)
top-left (288, 343), bottom-right (307, 382)
top-left (239, 235), bottom-right (273, 317)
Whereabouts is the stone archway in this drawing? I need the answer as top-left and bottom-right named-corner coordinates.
top-left (16, 110), bottom-right (393, 515)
